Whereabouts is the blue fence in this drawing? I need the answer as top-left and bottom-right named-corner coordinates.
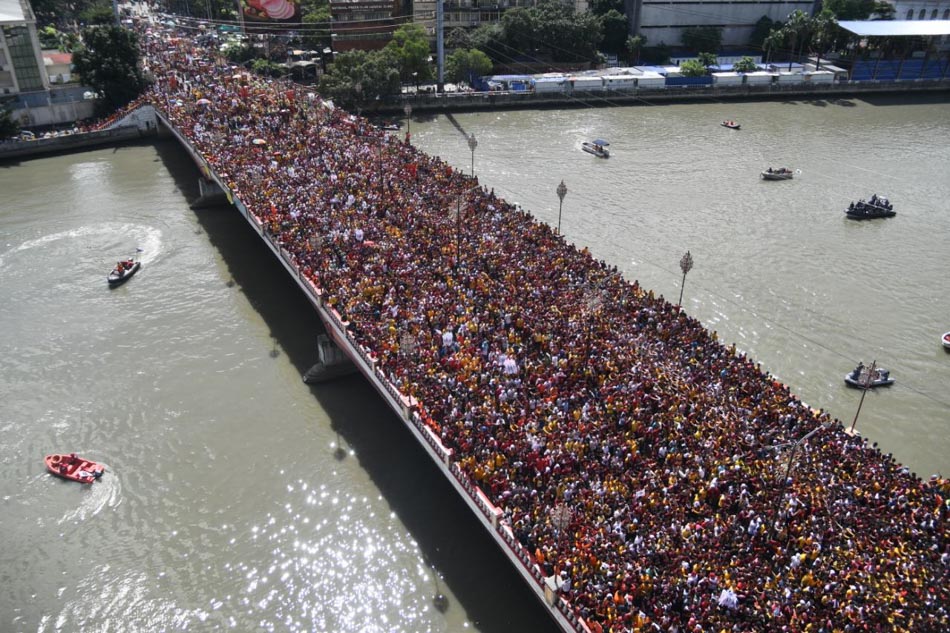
top-left (665, 76), bottom-right (714, 87)
top-left (851, 58), bottom-right (950, 81)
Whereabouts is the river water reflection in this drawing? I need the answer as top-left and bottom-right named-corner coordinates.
top-left (1, 93), bottom-right (948, 631)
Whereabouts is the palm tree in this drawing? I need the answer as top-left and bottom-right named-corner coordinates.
top-left (763, 30), bottom-right (785, 65)
top-left (784, 10), bottom-right (814, 70)
top-left (810, 10), bottom-right (838, 70)
top-left (626, 34), bottom-right (647, 65)
top-left (698, 51), bottom-right (718, 69)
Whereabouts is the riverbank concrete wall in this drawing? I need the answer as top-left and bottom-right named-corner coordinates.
top-left (0, 125), bottom-right (150, 162)
top-left (371, 78), bottom-right (950, 115)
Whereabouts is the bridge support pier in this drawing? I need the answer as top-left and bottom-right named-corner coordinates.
top-left (192, 178), bottom-right (229, 208)
top-left (303, 333), bottom-right (358, 383)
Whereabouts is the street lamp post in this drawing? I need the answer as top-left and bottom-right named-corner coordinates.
top-left (467, 133), bottom-right (478, 176)
top-left (678, 250), bottom-right (694, 309)
top-left (550, 503), bottom-right (572, 561)
top-left (556, 180), bottom-right (567, 234)
top-left (771, 421), bottom-right (831, 539)
top-left (403, 102), bottom-right (412, 140)
top-left (455, 195), bottom-right (461, 266)
top-left (849, 359), bottom-right (877, 434)
top-left (584, 288), bottom-right (604, 359)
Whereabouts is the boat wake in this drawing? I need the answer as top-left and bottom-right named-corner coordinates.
top-left (0, 223), bottom-right (163, 269)
top-left (56, 465), bottom-right (121, 525)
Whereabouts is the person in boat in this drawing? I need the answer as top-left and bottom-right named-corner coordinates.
top-left (851, 362), bottom-right (865, 380)
top-left (116, 261), bottom-right (126, 273)
top-left (767, 167), bottom-right (773, 173)
top-left (69, 452), bottom-right (79, 465)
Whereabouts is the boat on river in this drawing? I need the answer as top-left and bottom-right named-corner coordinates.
top-left (45, 453), bottom-right (105, 484)
top-left (108, 259), bottom-right (140, 286)
top-left (761, 167), bottom-right (794, 180)
top-left (844, 364), bottom-right (895, 388)
top-left (581, 139), bottom-right (609, 158)
top-left (721, 120), bottom-right (741, 130)
top-left (942, 331), bottom-right (950, 350)
top-left (845, 195), bottom-right (895, 220)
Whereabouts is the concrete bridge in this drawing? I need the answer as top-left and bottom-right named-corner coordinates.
top-left (146, 105), bottom-right (586, 632)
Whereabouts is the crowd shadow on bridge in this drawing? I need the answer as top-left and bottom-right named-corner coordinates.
top-left (152, 138), bottom-right (562, 633)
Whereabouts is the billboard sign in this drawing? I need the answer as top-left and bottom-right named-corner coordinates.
top-left (240, 0), bottom-right (300, 25)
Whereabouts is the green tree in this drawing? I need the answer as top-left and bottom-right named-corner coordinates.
top-left (31, 0), bottom-right (101, 27)
top-left (782, 10), bottom-right (814, 69)
top-left (822, 0), bottom-right (876, 20)
top-left (79, 2), bottom-right (116, 25)
top-left (589, 0), bottom-right (624, 17)
top-left (697, 51), bottom-right (718, 68)
top-left (811, 9), bottom-right (839, 69)
top-left (499, 8), bottom-right (538, 54)
top-left (446, 48), bottom-right (493, 84)
top-left (39, 26), bottom-right (60, 49)
top-left (1, 103), bottom-right (20, 140)
top-left (385, 23), bottom-right (433, 84)
top-left (642, 42), bottom-right (671, 65)
top-left (251, 58), bottom-right (284, 78)
top-left (732, 56), bottom-right (758, 73)
top-left (763, 29), bottom-right (786, 63)
top-left (301, 7), bottom-right (332, 51)
top-left (678, 59), bottom-right (708, 76)
top-left (748, 16), bottom-right (776, 51)
top-left (681, 26), bottom-right (722, 54)
top-left (72, 25), bottom-right (147, 115)
top-left (529, 0), bottom-right (602, 62)
top-left (319, 49), bottom-right (401, 109)
top-left (871, 1), bottom-right (895, 20)
top-left (446, 27), bottom-right (472, 50)
top-left (625, 34), bottom-right (646, 64)
top-left (600, 9), bottom-right (629, 55)
top-left (223, 42), bottom-right (258, 64)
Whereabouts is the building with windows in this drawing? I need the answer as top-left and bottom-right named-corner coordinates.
top-left (1, 0), bottom-right (93, 128)
top-left (889, 1), bottom-right (950, 48)
top-left (626, 0), bottom-right (818, 49)
top-left (1, 0), bottom-right (49, 96)
top-left (330, 0), bottom-right (404, 51)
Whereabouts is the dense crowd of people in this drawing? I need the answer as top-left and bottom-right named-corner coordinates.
top-left (138, 25), bottom-right (948, 632)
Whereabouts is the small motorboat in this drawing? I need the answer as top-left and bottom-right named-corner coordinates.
top-left (581, 139), bottom-right (610, 158)
top-left (108, 258), bottom-right (140, 285)
top-left (761, 167), bottom-right (794, 180)
top-left (45, 453), bottom-right (105, 484)
top-left (942, 331), bottom-right (950, 350)
top-left (845, 194), bottom-right (895, 220)
top-left (844, 363), bottom-right (895, 388)
top-left (721, 120), bottom-right (741, 130)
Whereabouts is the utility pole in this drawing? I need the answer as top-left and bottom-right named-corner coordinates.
top-left (850, 359), bottom-right (876, 434)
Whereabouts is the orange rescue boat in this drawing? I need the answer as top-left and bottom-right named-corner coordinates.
top-left (45, 453), bottom-right (105, 484)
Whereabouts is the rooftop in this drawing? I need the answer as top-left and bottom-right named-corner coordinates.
top-left (0, 0), bottom-right (28, 23)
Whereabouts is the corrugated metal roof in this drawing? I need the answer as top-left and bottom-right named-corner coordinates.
top-left (0, 0), bottom-right (28, 23)
top-left (838, 20), bottom-right (950, 37)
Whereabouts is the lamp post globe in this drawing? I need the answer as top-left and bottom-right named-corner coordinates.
top-left (556, 180), bottom-right (567, 234)
top-left (467, 133), bottom-right (478, 176)
top-left (678, 250), bottom-right (694, 309)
